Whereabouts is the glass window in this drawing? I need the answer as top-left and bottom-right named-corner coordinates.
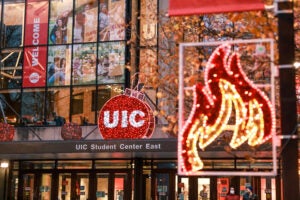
top-left (47, 45), bottom-right (72, 86)
top-left (49, 0), bottom-right (73, 44)
top-left (99, 0), bottom-right (126, 41)
top-left (0, 50), bottom-right (23, 89)
top-left (57, 160), bottom-right (92, 169)
top-left (20, 161), bottom-right (55, 169)
top-left (21, 88), bottom-right (45, 126)
top-left (46, 87), bottom-right (70, 126)
top-left (3, 0), bottom-right (25, 48)
top-left (72, 92), bottom-right (84, 115)
top-left (97, 42), bottom-right (125, 84)
top-left (92, 88), bottom-right (111, 112)
top-left (71, 86), bottom-right (96, 124)
top-left (74, 0), bottom-right (98, 43)
top-left (0, 89), bottom-right (21, 125)
top-left (72, 43), bottom-right (97, 85)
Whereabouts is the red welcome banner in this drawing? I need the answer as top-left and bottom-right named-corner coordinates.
top-left (23, 46), bottom-right (47, 87)
top-left (23, 0), bottom-right (49, 87)
top-left (169, 0), bottom-right (265, 16)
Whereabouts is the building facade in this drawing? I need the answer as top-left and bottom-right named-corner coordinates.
top-left (0, 0), bottom-right (296, 200)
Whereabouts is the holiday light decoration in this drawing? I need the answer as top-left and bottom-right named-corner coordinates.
top-left (98, 88), bottom-right (155, 139)
top-left (179, 44), bottom-right (275, 173)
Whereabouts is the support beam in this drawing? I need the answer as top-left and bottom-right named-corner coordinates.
top-left (277, 1), bottom-right (300, 199)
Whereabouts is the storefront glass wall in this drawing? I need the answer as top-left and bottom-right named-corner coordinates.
top-left (0, 0), bottom-right (128, 127)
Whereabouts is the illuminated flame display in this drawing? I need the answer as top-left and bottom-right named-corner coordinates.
top-left (179, 44), bottom-right (275, 173)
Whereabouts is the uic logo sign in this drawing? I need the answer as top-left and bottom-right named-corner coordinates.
top-left (98, 94), bottom-right (154, 139)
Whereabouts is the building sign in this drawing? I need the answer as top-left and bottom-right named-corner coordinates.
top-left (23, 0), bottom-right (49, 87)
top-left (98, 89), bottom-right (155, 139)
top-left (0, 139), bottom-right (177, 155)
top-left (178, 40), bottom-right (277, 176)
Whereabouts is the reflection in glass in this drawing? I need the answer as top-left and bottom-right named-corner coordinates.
top-left (21, 89), bottom-right (45, 126)
top-left (46, 87), bottom-right (70, 126)
top-left (97, 42), bottom-right (125, 84)
top-left (72, 44), bottom-right (97, 85)
top-left (47, 45), bottom-right (71, 86)
top-left (3, 0), bottom-right (24, 47)
top-left (49, 0), bottom-right (73, 44)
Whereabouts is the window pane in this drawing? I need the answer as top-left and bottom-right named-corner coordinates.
top-left (92, 84), bottom-right (123, 113)
top-left (72, 43), bottom-right (97, 85)
top-left (3, 0), bottom-right (24, 47)
top-left (21, 89), bottom-right (45, 126)
top-left (97, 42), bottom-right (125, 84)
top-left (99, 0), bottom-right (126, 41)
top-left (47, 45), bottom-right (72, 86)
top-left (0, 49), bottom-right (23, 89)
top-left (71, 86), bottom-right (96, 124)
top-left (46, 87), bottom-right (69, 126)
top-left (0, 89), bottom-right (21, 125)
top-left (74, 0), bottom-right (98, 43)
top-left (49, 0), bottom-right (73, 44)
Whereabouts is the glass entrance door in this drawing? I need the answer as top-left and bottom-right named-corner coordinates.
top-left (95, 172), bottom-right (127, 200)
top-left (22, 173), bottom-right (52, 200)
top-left (38, 174), bottom-right (52, 200)
top-left (76, 173), bottom-right (89, 200)
top-left (114, 173), bottom-right (125, 200)
top-left (19, 170), bottom-right (131, 200)
top-left (96, 173), bottom-right (109, 200)
top-left (23, 173), bottom-right (35, 200)
top-left (58, 173), bottom-right (71, 200)
top-left (156, 173), bottom-right (170, 200)
top-left (58, 173), bottom-right (89, 200)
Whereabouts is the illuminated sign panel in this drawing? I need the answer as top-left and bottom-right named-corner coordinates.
top-left (178, 39), bottom-right (277, 176)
